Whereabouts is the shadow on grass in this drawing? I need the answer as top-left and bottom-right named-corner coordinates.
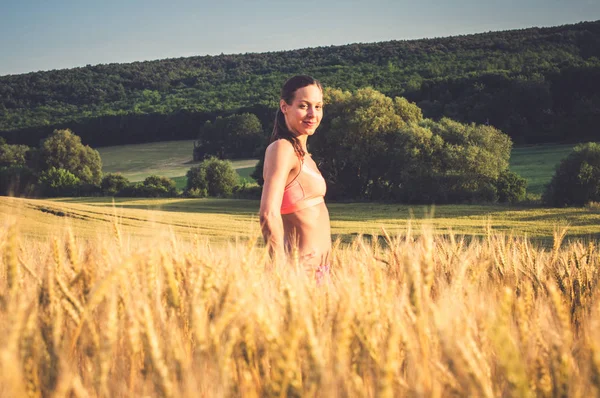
top-left (326, 202), bottom-right (545, 222)
top-left (54, 197), bottom-right (261, 216)
top-left (333, 231), bottom-right (600, 250)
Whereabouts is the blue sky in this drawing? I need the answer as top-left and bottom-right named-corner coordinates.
top-left (1, 0), bottom-right (599, 76)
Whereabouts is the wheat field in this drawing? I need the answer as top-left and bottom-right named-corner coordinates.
top-left (2, 197), bottom-right (600, 397)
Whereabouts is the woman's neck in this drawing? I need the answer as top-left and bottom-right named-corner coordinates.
top-left (296, 134), bottom-right (308, 153)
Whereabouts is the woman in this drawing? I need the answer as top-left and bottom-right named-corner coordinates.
top-left (259, 75), bottom-right (331, 277)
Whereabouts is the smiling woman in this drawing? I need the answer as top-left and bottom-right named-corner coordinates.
top-left (259, 75), bottom-right (331, 278)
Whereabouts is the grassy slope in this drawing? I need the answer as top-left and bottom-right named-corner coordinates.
top-left (509, 143), bottom-right (577, 196)
top-left (3, 197), bottom-right (599, 246)
top-left (97, 140), bottom-right (258, 188)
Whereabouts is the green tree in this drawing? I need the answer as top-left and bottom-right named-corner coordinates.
top-left (385, 119), bottom-right (515, 203)
top-left (224, 113), bottom-right (264, 158)
top-left (0, 143), bottom-right (30, 168)
top-left (101, 173), bottom-right (130, 196)
top-left (194, 113), bottom-right (263, 160)
top-left (138, 175), bottom-right (178, 197)
top-left (543, 142), bottom-right (600, 206)
top-left (313, 87), bottom-right (423, 199)
top-left (421, 118), bottom-right (512, 180)
top-left (186, 165), bottom-right (209, 198)
top-left (38, 167), bottom-right (81, 197)
top-left (496, 170), bottom-right (527, 203)
top-left (39, 129), bottom-right (102, 185)
top-left (313, 87), bottom-right (517, 203)
top-left (186, 157), bottom-right (238, 197)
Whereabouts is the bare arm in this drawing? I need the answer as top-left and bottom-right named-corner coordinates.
top-left (259, 140), bottom-right (296, 264)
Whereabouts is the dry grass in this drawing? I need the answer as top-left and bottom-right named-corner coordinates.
top-left (2, 198), bottom-right (600, 397)
top-left (0, 197), bottom-right (258, 242)
top-left (4, 196), bottom-right (600, 245)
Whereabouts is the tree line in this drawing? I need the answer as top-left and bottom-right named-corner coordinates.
top-left (0, 129), bottom-right (256, 199)
top-left (2, 87), bottom-right (599, 206)
top-left (1, 21), bottom-right (599, 146)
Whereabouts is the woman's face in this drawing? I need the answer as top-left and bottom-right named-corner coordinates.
top-left (281, 84), bottom-right (323, 137)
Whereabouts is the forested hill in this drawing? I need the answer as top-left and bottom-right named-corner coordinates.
top-left (1, 20), bottom-right (600, 147)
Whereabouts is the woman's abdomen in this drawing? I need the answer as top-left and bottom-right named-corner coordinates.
top-left (282, 202), bottom-right (331, 266)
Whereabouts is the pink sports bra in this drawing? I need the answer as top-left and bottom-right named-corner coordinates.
top-left (281, 157), bottom-right (327, 215)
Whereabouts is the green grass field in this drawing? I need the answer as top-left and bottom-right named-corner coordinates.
top-left (97, 140), bottom-right (258, 188)
top-left (509, 143), bottom-right (577, 196)
top-left (236, 166), bottom-right (257, 183)
top-left (510, 144), bottom-right (574, 195)
top-left (97, 140), bottom-right (584, 196)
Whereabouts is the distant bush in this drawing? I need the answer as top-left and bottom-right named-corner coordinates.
top-left (392, 175), bottom-right (499, 204)
top-left (117, 175), bottom-right (178, 197)
top-left (232, 182), bottom-right (262, 199)
top-left (496, 170), bottom-right (527, 203)
top-left (186, 157), bottom-right (238, 197)
top-left (115, 184), bottom-right (139, 197)
top-left (445, 176), bottom-right (499, 204)
top-left (101, 173), bottom-right (130, 196)
top-left (38, 167), bottom-right (81, 197)
top-left (139, 175), bottom-right (178, 197)
top-left (184, 187), bottom-right (208, 198)
top-left (543, 142), bottom-right (600, 206)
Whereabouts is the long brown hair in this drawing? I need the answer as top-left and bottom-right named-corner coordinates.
top-left (270, 75), bottom-right (322, 159)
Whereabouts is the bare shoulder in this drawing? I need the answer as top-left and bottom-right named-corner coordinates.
top-left (265, 139), bottom-right (295, 157)
top-left (264, 139), bottom-right (297, 168)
